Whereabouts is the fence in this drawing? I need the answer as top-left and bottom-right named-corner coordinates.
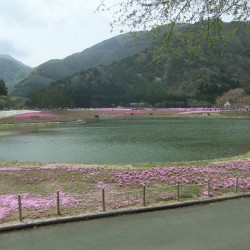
top-left (1, 177), bottom-right (249, 223)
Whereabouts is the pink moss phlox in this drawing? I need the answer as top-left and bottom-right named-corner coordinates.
top-left (97, 207), bottom-right (103, 212)
top-left (0, 194), bottom-right (19, 220)
top-left (0, 160), bottom-right (249, 221)
top-left (65, 166), bottom-right (100, 175)
top-left (102, 108), bottom-right (146, 117)
top-left (0, 167), bottom-right (24, 172)
top-left (0, 165), bottom-right (102, 174)
top-left (111, 161), bottom-right (250, 188)
top-left (38, 166), bottom-right (59, 170)
top-left (96, 182), bottom-right (107, 189)
top-left (0, 192), bottom-right (81, 220)
top-left (178, 108), bottom-right (220, 115)
top-left (202, 191), bottom-right (214, 197)
top-left (58, 191), bottom-right (82, 206)
top-left (115, 197), bottom-right (143, 209)
top-left (0, 207), bottom-right (12, 220)
top-left (15, 112), bottom-right (57, 118)
top-left (0, 194), bottom-right (18, 209)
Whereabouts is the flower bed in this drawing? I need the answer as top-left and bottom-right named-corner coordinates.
top-left (15, 112), bottom-right (57, 118)
top-left (0, 161), bottom-right (249, 223)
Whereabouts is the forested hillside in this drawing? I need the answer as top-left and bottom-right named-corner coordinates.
top-left (0, 55), bottom-right (32, 91)
top-left (12, 32), bottom-right (155, 97)
top-left (27, 22), bottom-right (250, 108)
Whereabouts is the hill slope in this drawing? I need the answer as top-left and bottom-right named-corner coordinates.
top-left (28, 23), bottom-right (250, 108)
top-left (0, 55), bottom-right (32, 91)
top-left (12, 32), bottom-right (156, 97)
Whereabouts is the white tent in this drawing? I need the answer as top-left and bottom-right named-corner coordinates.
top-left (224, 101), bottom-right (231, 110)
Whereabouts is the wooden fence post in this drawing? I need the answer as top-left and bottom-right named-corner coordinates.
top-left (207, 179), bottom-right (211, 197)
top-left (57, 190), bottom-right (61, 216)
top-left (18, 194), bottom-right (22, 222)
top-left (235, 177), bottom-right (238, 193)
top-left (102, 188), bottom-right (106, 212)
top-left (143, 185), bottom-right (146, 206)
top-left (176, 182), bottom-right (180, 201)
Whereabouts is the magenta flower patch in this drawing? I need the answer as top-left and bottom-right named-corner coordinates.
top-left (15, 112), bottom-right (57, 118)
top-left (111, 161), bottom-right (250, 190)
top-left (0, 192), bottom-right (81, 221)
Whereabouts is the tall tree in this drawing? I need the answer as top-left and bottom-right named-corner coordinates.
top-left (0, 80), bottom-right (8, 96)
top-left (216, 88), bottom-right (245, 110)
top-left (98, 1), bottom-right (250, 57)
top-left (236, 95), bottom-right (250, 111)
top-left (27, 86), bottom-right (73, 109)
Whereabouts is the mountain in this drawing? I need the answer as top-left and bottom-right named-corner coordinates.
top-left (12, 32), bottom-right (157, 97)
top-left (27, 22), bottom-right (250, 108)
top-left (0, 55), bottom-right (32, 91)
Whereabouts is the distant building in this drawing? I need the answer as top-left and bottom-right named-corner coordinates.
top-left (224, 101), bottom-right (231, 110)
top-left (129, 103), bottom-right (145, 108)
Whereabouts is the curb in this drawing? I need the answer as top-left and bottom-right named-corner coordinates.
top-left (0, 193), bottom-right (250, 233)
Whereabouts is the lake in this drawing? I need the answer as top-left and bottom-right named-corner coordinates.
top-left (0, 117), bottom-right (250, 164)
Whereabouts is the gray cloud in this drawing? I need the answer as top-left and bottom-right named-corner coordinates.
top-left (0, 0), bottom-right (119, 66)
top-left (0, 40), bottom-right (26, 57)
top-left (0, 0), bottom-right (28, 24)
top-left (0, 0), bottom-right (47, 27)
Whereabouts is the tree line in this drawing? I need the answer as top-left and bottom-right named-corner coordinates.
top-left (216, 88), bottom-right (250, 112)
top-left (0, 80), bottom-right (8, 109)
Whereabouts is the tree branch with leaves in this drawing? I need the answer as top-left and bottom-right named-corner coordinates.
top-left (97, 0), bottom-right (250, 57)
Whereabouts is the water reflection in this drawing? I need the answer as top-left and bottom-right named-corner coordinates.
top-left (0, 128), bottom-right (45, 137)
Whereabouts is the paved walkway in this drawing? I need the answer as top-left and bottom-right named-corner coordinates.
top-left (0, 198), bottom-right (249, 250)
top-left (0, 110), bottom-right (39, 119)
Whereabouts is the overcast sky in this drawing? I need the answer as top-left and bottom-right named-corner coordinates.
top-left (0, 0), bottom-right (121, 67)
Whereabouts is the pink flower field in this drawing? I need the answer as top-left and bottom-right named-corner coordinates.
top-left (15, 112), bottom-right (58, 118)
top-left (177, 108), bottom-right (220, 115)
top-left (0, 161), bottom-right (249, 223)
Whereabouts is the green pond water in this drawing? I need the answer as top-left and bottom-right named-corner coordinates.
top-left (0, 117), bottom-right (250, 164)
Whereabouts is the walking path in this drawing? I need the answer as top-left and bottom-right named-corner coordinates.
top-left (0, 110), bottom-right (39, 119)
